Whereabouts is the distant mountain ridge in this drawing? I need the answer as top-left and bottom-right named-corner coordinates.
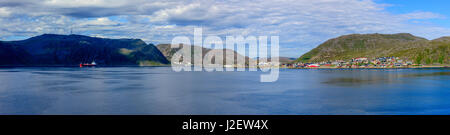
top-left (295, 33), bottom-right (450, 64)
top-left (258, 57), bottom-right (296, 64)
top-left (2, 33), bottom-right (448, 66)
top-left (156, 44), bottom-right (250, 66)
top-left (0, 34), bottom-right (169, 66)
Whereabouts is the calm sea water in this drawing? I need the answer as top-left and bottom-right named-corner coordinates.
top-left (0, 67), bottom-right (449, 115)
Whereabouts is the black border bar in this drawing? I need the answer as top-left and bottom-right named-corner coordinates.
top-left (1, 115), bottom-right (448, 134)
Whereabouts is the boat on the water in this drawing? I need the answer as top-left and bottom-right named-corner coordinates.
top-left (80, 61), bottom-right (97, 67)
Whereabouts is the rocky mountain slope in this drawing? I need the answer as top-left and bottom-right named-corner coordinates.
top-left (156, 44), bottom-right (250, 66)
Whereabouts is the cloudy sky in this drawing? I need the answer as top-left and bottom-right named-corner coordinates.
top-left (0, 0), bottom-right (449, 57)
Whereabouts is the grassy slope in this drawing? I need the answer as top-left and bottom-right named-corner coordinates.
top-left (295, 33), bottom-right (449, 64)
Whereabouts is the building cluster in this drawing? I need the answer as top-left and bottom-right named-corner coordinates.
top-left (282, 57), bottom-right (416, 68)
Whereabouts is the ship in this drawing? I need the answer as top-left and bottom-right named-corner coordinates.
top-left (80, 61), bottom-right (97, 67)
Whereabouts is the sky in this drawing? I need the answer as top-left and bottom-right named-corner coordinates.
top-left (0, 0), bottom-right (449, 57)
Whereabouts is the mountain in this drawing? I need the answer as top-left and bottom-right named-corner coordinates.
top-left (278, 57), bottom-right (297, 63)
top-left (0, 34), bottom-right (169, 66)
top-left (295, 33), bottom-right (450, 64)
top-left (0, 41), bottom-right (32, 65)
top-left (156, 44), bottom-right (250, 66)
top-left (258, 57), bottom-right (296, 64)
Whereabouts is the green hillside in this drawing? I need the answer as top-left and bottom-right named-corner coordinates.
top-left (295, 33), bottom-right (450, 64)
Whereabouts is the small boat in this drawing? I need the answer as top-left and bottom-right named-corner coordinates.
top-left (80, 61), bottom-right (97, 67)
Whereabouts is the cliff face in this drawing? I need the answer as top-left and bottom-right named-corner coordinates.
top-left (0, 34), bottom-right (169, 66)
top-left (296, 33), bottom-right (450, 64)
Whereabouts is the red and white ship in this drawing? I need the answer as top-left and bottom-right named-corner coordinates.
top-left (79, 61), bottom-right (97, 67)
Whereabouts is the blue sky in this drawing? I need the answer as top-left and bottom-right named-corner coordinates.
top-left (379, 0), bottom-right (450, 27)
top-left (0, 0), bottom-right (449, 57)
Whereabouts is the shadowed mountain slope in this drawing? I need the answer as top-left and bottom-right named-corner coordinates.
top-left (0, 34), bottom-right (169, 66)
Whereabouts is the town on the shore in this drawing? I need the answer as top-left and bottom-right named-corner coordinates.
top-left (171, 56), bottom-right (447, 69)
top-left (280, 57), bottom-right (445, 69)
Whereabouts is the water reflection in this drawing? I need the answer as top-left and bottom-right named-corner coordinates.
top-left (323, 71), bottom-right (450, 87)
top-left (0, 67), bottom-right (449, 114)
top-left (402, 72), bottom-right (450, 77)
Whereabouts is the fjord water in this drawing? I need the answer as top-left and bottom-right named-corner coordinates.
top-left (0, 67), bottom-right (449, 115)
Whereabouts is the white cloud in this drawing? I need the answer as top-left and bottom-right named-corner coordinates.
top-left (400, 12), bottom-right (445, 20)
top-left (153, 25), bottom-right (176, 29)
top-left (0, 0), bottom-right (449, 57)
top-left (42, 0), bottom-right (128, 7)
top-left (80, 17), bottom-right (119, 26)
top-left (0, 7), bottom-right (11, 17)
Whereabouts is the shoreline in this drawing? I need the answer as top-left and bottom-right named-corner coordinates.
top-left (284, 66), bottom-right (450, 69)
top-left (0, 65), bottom-right (449, 69)
top-left (0, 65), bottom-right (171, 68)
